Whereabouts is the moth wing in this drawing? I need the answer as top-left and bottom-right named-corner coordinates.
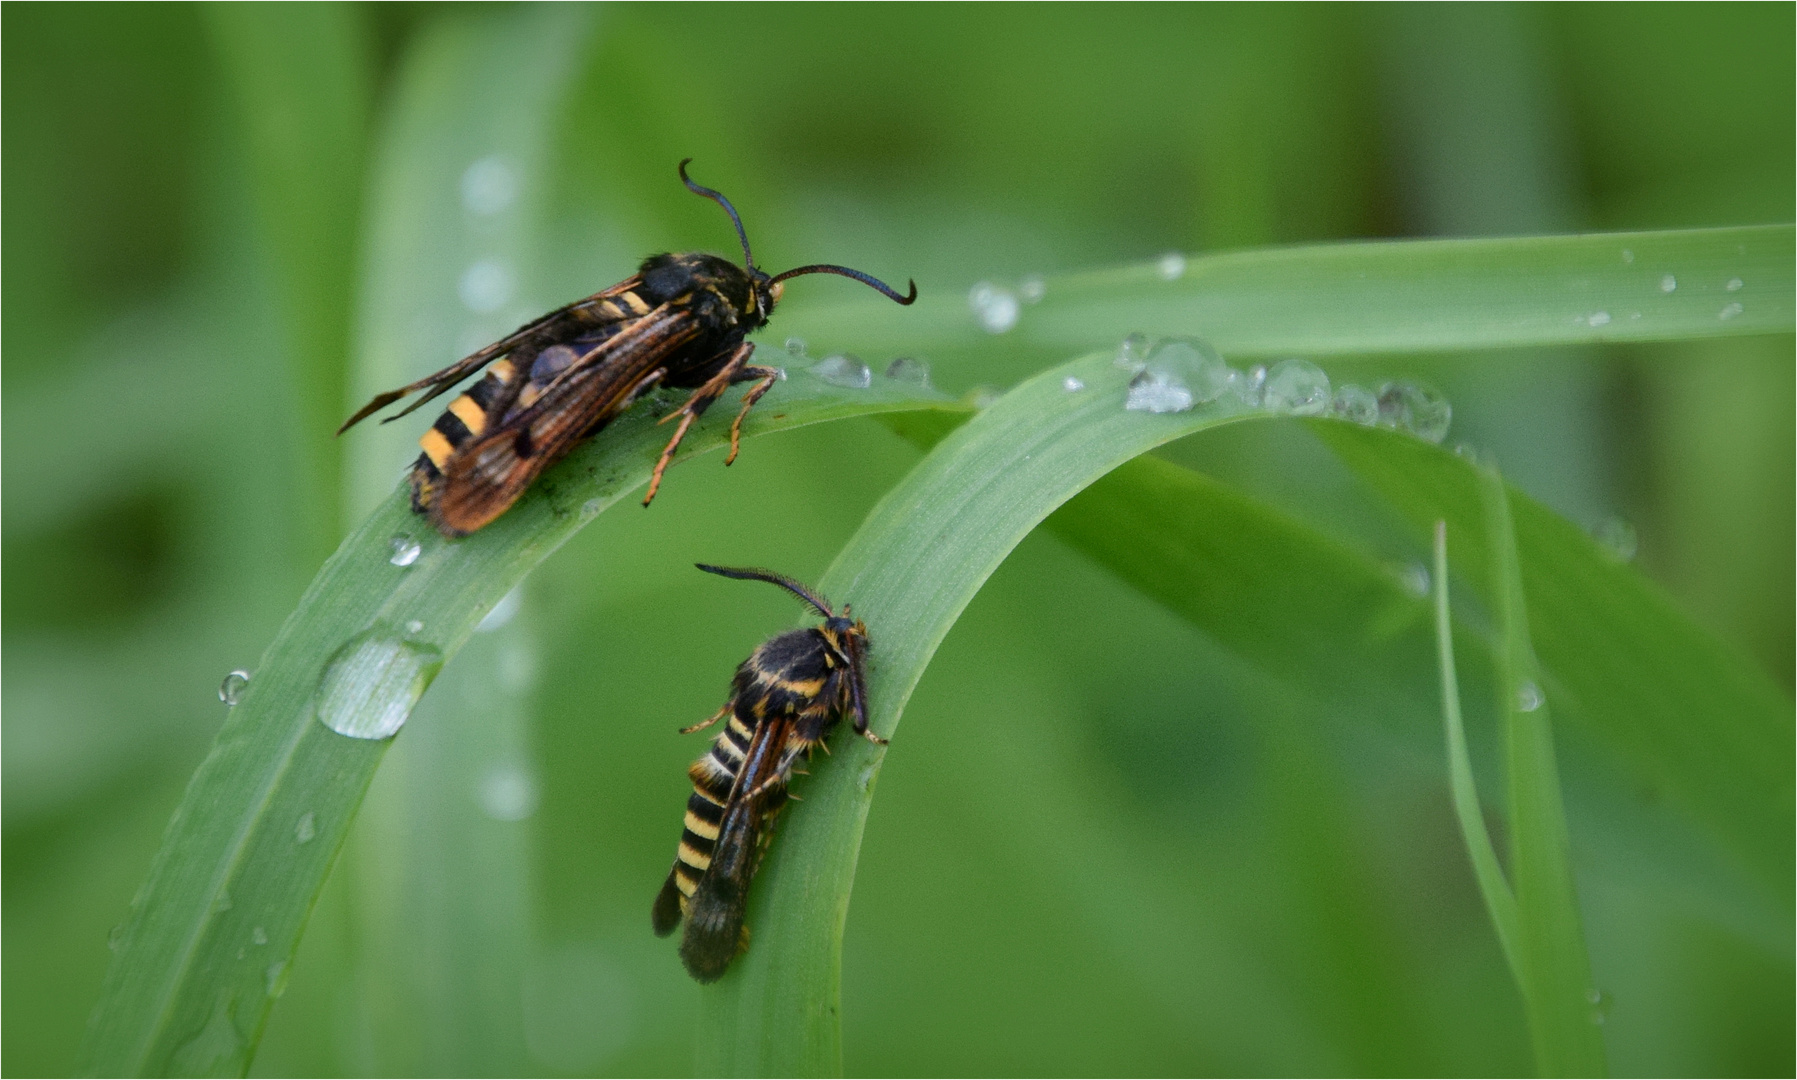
top-left (337, 276), bottom-right (649, 433)
top-left (679, 717), bottom-right (794, 983)
top-left (430, 306), bottom-right (699, 535)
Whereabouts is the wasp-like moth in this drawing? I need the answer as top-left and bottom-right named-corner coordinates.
top-left (338, 161), bottom-right (916, 537)
top-left (652, 563), bottom-right (884, 983)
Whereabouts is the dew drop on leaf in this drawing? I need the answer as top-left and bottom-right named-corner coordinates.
top-left (219, 669), bottom-right (251, 706)
top-left (315, 630), bottom-right (443, 740)
top-left (1515, 681), bottom-right (1544, 713)
top-left (1263, 360), bottom-right (1331, 416)
top-left (389, 535), bottom-right (421, 567)
top-left (811, 355), bottom-right (871, 388)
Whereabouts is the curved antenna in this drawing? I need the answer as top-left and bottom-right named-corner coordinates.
top-left (695, 563), bottom-right (835, 618)
top-left (678, 158), bottom-right (754, 269)
top-left (768, 264), bottom-right (917, 305)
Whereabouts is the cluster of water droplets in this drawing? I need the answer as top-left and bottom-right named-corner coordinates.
top-left (1109, 334), bottom-right (1452, 443)
top-left (795, 339), bottom-right (934, 392)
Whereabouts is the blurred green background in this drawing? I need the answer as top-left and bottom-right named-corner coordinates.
top-left (4, 3), bottom-right (1791, 1075)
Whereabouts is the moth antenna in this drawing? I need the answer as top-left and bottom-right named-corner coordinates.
top-left (679, 158), bottom-right (753, 269)
top-left (695, 563), bottom-right (835, 618)
top-left (768, 264), bottom-right (917, 305)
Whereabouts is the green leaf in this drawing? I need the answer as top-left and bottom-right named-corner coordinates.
top-left (1318, 424), bottom-right (1794, 897)
top-left (1479, 465), bottom-right (1606, 1076)
top-left (77, 370), bottom-right (959, 1077)
top-left (698, 353), bottom-right (1300, 1075)
top-left (781, 225), bottom-right (1793, 373)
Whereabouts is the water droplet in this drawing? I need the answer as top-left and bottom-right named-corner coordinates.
top-left (293, 812), bottom-right (316, 844)
top-left (1515, 681), bottom-right (1544, 713)
top-left (1586, 987), bottom-right (1612, 1025)
top-left (1062, 376), bottom-right (1086, 393)
top-left (1725, 277), bottom-right (1744, 292)
top-left (252, 926), bottom-right (268, 946)
top-left (1592, 515), bottom-right (1638, 562)
top-left (170, 994), bottom-right (247, 1075)
top-left (810, 354), bottom-right (871, 389)
top-left (1376, 382), bottom-right (1453, 444)
top-left (108, 922), bottom-right (126, 952)
top-left (1124, 338), bottom-right (1231, 415)
top-left (1719, 301), bottom-right (1743, 320)
top-left (1397, 562), bottom-right (1431, 598)
top-left (1454, 442), bottom-right (1478, 461)
top-left (1659, 274), bottom-right (1677, 293)
top-left (1019, 274), bottom-right (1046, 303)
top-left (400, 621), bottom-right (423, 639)
top-left (964, 386), bottom-right (1001, 410)
top-left (783, 336), bottom-right (808, 358)
top-left (389, 535), bottom-right (421, 567)
top-left (479, 762), bottom-right (540, 821)
top-left (1157, 252), bottom-right (1187, 280)
top-left (315, 630), bottom-right (443, 740)
top-left (1620, 249), bottom-right (1634, 264)
top-left (1331, 384), bottom-right (1380, 425)
top-left (968, 282), bottom-right (1020, 333)
top-left (581, 498), bottom-right (605, 521)
top-left (266, 960), bottom-right (289, 998)
top-left (1262, 359), bottom-right (1331, 416)
top-left (460, 155), bottom-right (518, 216)
top-left (1114, 332), bottom-right (1151, 371)
top-left (1229, 364), bottom-right (1268, 407)
top-left (477, 586), bottom-right (523, 632)
top-left (1586, 311), bottom-right (1611, 327)
top-left (219, 670), bottom-right (251, 706)
top-left (458, 258), bottom-right (516, 314)
top-left (884, 356), bottom-right (931, 386)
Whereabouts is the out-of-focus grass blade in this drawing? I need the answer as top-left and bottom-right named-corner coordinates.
top-left (77, 368), bottom-right (958, 1077)
top-left (781, 225), bottom-right (1793, 368)
top-left (698, 353), bottom-right (1291, 1075)
top-left (1481, 465), bottom-right (1607, 1076)
top-left (1433, 522), bottom-right (1524, 977)
top-left (204, 3), bottom-right (369, 561)
top-left (1318, 424), bottom-right (1794, 898)
top-left (328, 8), bottom-right (589, 1074)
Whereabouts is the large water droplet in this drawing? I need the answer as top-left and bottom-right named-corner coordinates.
top-left (389, 535), bottom-right (422, 567)
top-left (1019, 274), bottom-right (1046, 303)
top-left (294, 812), bottom-right (316, 844)
top-left (1331, 384), bottom-right (1379, 425)
top-left (1725, 277), bottom-right (1744, 292)
top-left (1157, 252), bottom-right (1187, 280)
top-left (1230, 364), bottom-right (1268, 407)
top-left (1263, 360), bottom-right (1331, 415)
top-left (968, 282), bottom-right (1020, 333)
top-left (1376, 382), bottom-right (1453, 444)
top-left (480, 762), bottom-right (541, 822)
top-left (1719, 301), bottom-right (1743, 320)
top-left (1592, 515), bottom-right (1638, 562)
top-left (1515, 681), bottom-right (1544, 713)
top-left (458, 258), bottom-right (516, 314)
top-left (315, 630), bottom-right (443, 740)
top-left (461, 155), bottom-right (519, 216)
top-left (219, 670), bottom-right (251, 706)
top-left (170, 994), bottom-right (247, 1076)
top-left (810, 354), bottom-right (871, 388)
top-left (1062, 376), bottom-right (1086, 393)
top-left (1114, 332), bottom-right (1150, 371)
top-left (884, 356), bottom-right (931, 386)
top-left (477, 586), bottom-right (523, 633)
top-left (1123, 338), bottom-right (1228, 415)
top-left (1659, 274), bottom-right (1677, 293)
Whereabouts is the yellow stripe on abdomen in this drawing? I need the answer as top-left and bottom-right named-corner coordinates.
top-left (449, 395), bottom-right (487, 435)
top-left (420, 427), bottom-right (454, 468)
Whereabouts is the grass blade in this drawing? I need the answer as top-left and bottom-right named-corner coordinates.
top-left (698, 353), bottom-right (1299, 1075)
top-left (1481, 466), bottom-right (1607, 1076)
top-left (1432, 521), bottom-right (1523, 977)
top-left (77, 370), bottom-right (958, 1077)
top-left (782, 225), bottom-right (1793, 370)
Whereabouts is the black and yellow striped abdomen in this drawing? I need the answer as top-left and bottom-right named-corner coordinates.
top-left (660, 712), bottom-right (789, 921)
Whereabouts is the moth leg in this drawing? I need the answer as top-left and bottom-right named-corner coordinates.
top-left (724, 365), bottom-right (782, 466)
top-left (680, 704), bottom-right (731, 735)
top-left (860, 727), bottom-right (890, 747)
top-left (644, 341), bottom-right (755, 506)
